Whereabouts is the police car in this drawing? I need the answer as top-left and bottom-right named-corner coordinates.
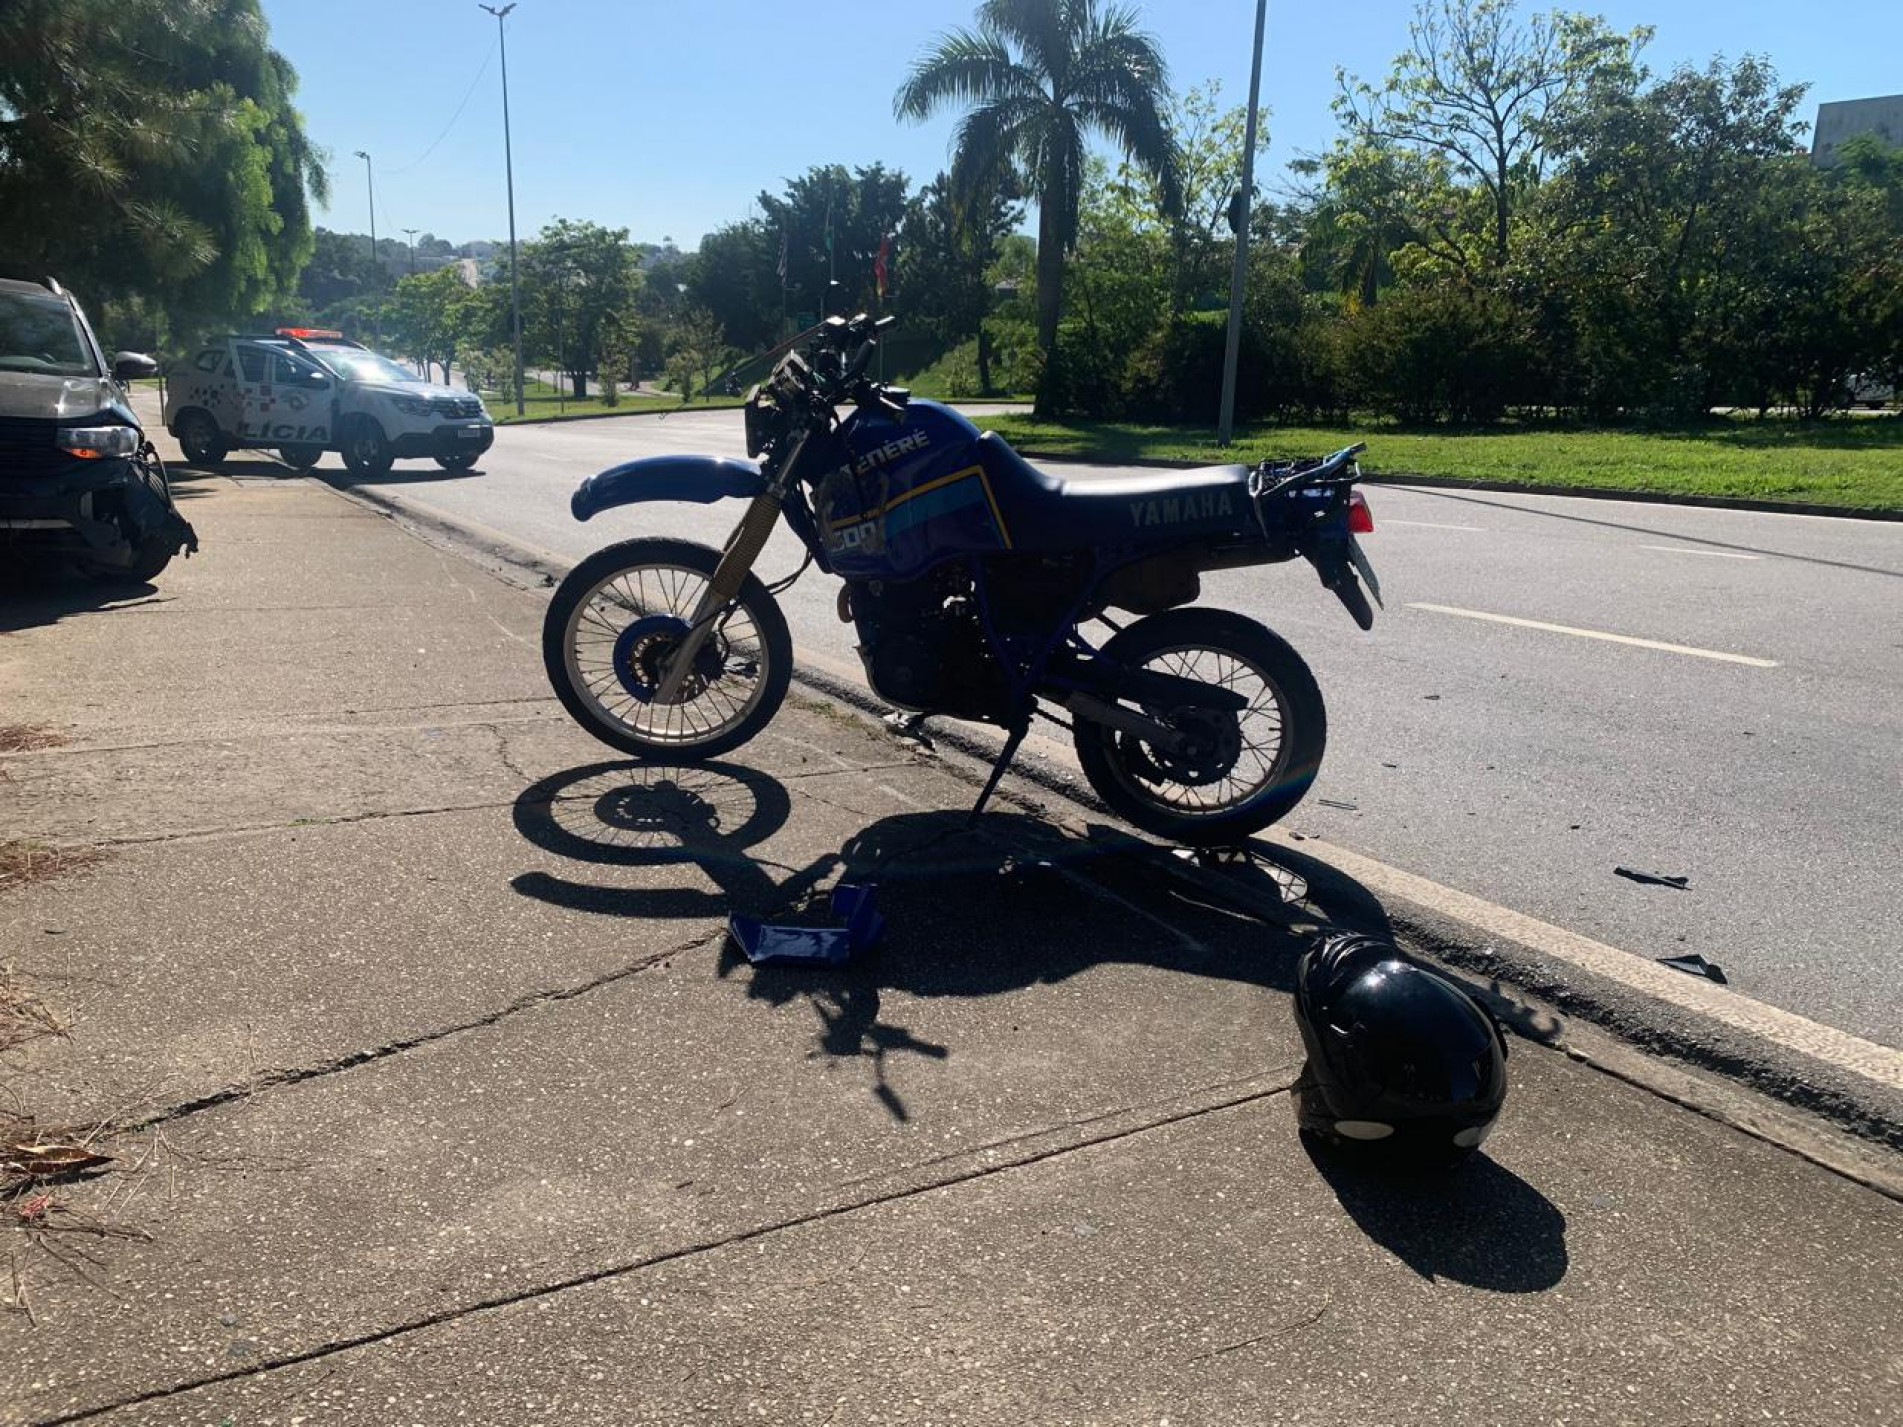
top-left (162, 328), bottom-right (494, 476)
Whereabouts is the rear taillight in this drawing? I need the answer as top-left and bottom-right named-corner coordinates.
top-left (1348, 489), bottom-right (1374, 534)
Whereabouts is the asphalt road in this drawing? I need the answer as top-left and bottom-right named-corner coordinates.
top-left (288, 406), bottom-right (1901, 1047)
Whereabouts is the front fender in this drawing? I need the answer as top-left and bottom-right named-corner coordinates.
top-left (570, 454), bottom-right (766, 522)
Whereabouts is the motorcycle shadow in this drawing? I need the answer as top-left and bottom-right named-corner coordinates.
top-left (510, 756), bottom-right (1388, 1004)
top-left (511, 758), bottom-right (838, 922)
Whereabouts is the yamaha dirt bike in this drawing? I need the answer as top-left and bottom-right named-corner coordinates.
top-left (542, 313), bottom-right (1381, 845)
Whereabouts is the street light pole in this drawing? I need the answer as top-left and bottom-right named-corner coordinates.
top-left (402, 227), bottom-right (419, 275)
top-left (479, 2), bottom-right (525, 416)
top-left (1217, 0), bottom-right (1268, 447)
top-left (353, 149), bottom-right (379, 349)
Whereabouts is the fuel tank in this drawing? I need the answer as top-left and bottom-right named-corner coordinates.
top-left (815, 399), bottom-right (1013, 580)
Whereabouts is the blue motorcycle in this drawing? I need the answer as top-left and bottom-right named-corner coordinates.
top-left (543, 314), bottom-right (1380, 845)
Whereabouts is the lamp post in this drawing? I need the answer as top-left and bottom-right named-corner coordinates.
top-left (353, 150), bottom-right (379, 348)
top-left (1217, 0), bottom-right (1268, 447)
top-left (402, 227), bottom-right (419, 274)
top-left (479, 2), bottom-right (525, 416)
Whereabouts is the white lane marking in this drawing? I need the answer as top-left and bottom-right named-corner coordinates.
top-left (1265, 829), bottom-right (1903, 1092)
top-left (1384, 519), bottom-right (1486, 532)
top-left (1640, 545), bottom-right (1761, 560)
top-left (1406, 602), bottom-right (1779, 668)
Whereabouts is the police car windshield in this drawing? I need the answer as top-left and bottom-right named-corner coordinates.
top-left (311, 349), bottom-right (422, 384)
top-left (0, 291), bottom-right (96, 377)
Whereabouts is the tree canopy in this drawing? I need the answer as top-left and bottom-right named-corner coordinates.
top-left (0, 0), bottom-right (325, 332)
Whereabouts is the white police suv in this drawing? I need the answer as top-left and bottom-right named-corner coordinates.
top-left (162, 328), bottom-right (493, 476)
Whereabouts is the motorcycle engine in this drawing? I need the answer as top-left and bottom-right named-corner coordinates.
top-left (847, 566), bottom-right (1010, 718)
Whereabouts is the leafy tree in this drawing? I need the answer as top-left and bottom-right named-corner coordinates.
top-left (1049, 155), bottom-right (1172, 414)
top-left (1156, 82), bottom-right (1268, 314)
top-left (689, 218), bottom-right (782, 351)
top-left (758, 163), bottom-right (913, 329)
top-left (519, 219), bottom-right (638, 397)
top-left (1335, 0), bottom-right (1646, 267)
top-left (666, 302), bottom-right (731, 403)
top-left (895, 0), bottom-right (1180, 408)
top-left (897, 170), bottom-right (1024, 391)
top-left (0, 0), bottom-right (325, 332)
top-left (387, 266), bottom-right (473, 385)
top-left (1532, 55), bottom-right (1813, 414)
top-left (298, 228), bottom-right (385, 313)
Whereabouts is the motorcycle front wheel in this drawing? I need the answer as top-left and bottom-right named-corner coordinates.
top-left (1073, 607), bottom-right (1326, 846)
top-left (543, 537), bottom-right (792, 761)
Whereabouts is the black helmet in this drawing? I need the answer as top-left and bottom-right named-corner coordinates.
top-left (1292, 930), bottom-right (1508, 1165)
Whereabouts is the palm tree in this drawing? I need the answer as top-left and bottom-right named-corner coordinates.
top-left (895, 0), bottom-right (1179, 394)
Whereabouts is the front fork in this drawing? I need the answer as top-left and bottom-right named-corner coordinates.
top-left (651, 431), bottom-right (811, 705)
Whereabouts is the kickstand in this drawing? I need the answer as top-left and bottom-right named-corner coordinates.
top-left (966, 721), bottom-right (1029, 827)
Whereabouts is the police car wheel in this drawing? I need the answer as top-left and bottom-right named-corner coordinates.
top-left (341, 419), bottom-right (393, 477)
top-left (177, 411), bottom-right (226, 468)
top-left (279, 444), bottom-right (324, 471)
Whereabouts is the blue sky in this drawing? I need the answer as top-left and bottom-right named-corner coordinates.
top-left (264, 0), bottom-right (1903, 248)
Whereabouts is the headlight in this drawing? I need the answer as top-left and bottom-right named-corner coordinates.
top-left (391, 396), bottom-right (434, 417)
top-left (57, 425), bottom-right (140, 459)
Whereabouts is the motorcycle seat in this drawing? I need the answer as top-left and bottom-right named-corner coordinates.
top-left (976, 432), bottom-right (1255, 551)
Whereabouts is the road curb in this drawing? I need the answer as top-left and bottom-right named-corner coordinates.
top-left (1011, 448), bottom-right (1903, 522)
top-left (316, 473), bottom-right (1903, 1168)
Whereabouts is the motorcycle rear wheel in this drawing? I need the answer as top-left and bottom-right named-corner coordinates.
top-left (543, 537), bottom-right (792, 761)
top-left (1073, 607), bottom-right (1326, 846)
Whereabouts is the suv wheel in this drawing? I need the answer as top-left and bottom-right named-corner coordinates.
top-left (177, 410), bottom-right (227, 468)
top-left (435, 452), bottom-right (480, 471)
top-left (279, 443), bottom-right (324, 471)
top-left (341, 418), bottom-right (394, 477)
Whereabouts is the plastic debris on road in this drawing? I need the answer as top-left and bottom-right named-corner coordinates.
top-left (1656, 953), bottom-right (1728, 985)
top-left (729, 883), bottom-right (885, 966)
top-left (1614, 867), bottom-right (1691, 890)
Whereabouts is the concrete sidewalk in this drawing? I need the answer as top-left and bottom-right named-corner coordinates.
top-left (1, 475), bottom-right (1898, 1426)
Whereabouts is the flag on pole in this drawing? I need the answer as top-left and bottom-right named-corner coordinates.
top-left (874, 233), bottom-right (892, 300)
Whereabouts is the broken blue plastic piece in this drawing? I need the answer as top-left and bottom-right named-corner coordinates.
top-left (729, 883), bottom-right (884, 966)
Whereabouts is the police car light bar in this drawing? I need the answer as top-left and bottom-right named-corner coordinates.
top-left (277, 327), bottom-right (344, 339)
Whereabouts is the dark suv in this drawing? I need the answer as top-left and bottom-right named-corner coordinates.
top-left (0, 275), bottom-right (196, 582)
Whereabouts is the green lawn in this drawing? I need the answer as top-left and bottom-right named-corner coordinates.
top-left (488, 379), bottom-right (744, 424)
top-left (983, 414), bottom-right (1903, 512)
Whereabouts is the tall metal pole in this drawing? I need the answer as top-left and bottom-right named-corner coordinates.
top-left (354, 150), bottom-right (379, 349)
top-left (1217, 0), bottom-right (1268, 447)
top-left (481, 3), bottom-right (525, 416)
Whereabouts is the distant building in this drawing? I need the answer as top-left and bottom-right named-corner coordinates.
top-left (1813, 94), bottom-right (1903, 166)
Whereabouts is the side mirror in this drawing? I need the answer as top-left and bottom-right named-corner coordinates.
top-left (113, 351), bottom-right (159, 381)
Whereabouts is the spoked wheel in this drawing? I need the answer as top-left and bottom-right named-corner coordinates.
top-left (542, 537), bottom-right (792, 761)
top-left (1073, 607), bottom-right (1326, 846)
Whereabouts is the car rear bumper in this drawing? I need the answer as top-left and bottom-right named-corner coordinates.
top-left (391, 421), bottom-right (494, 459)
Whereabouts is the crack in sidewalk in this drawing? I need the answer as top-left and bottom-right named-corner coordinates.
top-left (36, 1073), bottom-right (1296, 1425)
top-left (47, 757), bottom-right (925, 852)
top-left (128, 928), bottom-right (723, 1134)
